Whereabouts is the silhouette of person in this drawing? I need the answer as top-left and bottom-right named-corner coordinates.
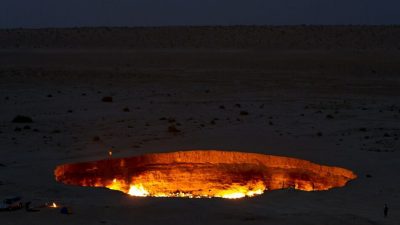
top-left (384, 204), bottom-right (388, 217)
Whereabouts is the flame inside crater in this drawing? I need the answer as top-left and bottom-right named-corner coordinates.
top-left (54, 150), bottom-right (356, 199)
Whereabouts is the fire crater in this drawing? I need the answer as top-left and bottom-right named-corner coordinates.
top-left (55, 150), bottom-right (356, 199)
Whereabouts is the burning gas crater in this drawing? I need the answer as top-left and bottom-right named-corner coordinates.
top-left (55, 150), bottom-right (356, 199)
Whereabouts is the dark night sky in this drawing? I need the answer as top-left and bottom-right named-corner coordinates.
top-left (1, 0), bottom-right (400, 28)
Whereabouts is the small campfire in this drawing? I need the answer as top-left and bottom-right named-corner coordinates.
top-left (54, 150), bottom-right (356, 199)
top-left (49, 202), bottom-right (58, 208)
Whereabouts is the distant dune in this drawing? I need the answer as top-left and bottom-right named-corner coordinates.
top-left (0, 26), bottom-right (400, 50)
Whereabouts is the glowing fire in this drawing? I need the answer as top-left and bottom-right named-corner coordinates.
top-left (49, 202), bottom-right (58, 208)
top-left (105, 178), bottom-right (266, 198)
top-left (128, 184), bottom-right (149, 197)
top-left (54, 150), bottom-right (357, 199)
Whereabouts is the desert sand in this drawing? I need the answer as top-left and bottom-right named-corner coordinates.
top-left (0, 26), bottom-right (399, 224)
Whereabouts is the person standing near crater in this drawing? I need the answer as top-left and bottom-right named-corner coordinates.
top-left (384, 204), bottom-right (388, 218)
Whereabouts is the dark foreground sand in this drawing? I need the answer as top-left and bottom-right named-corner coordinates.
top-left (0, 26), bottom-right (399, 224)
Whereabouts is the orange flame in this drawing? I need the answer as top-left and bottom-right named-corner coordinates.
top-left (55, 150), bottom-right (357, 199)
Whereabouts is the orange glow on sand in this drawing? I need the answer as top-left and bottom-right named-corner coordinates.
top-left (54, 150), bottom-right (357, 199)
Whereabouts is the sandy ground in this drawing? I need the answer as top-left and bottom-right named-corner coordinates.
top-left (0, 27), bottom-right (400, 224)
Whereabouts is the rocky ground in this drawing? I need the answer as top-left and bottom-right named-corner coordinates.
top-left (0, 26), bottom-right (399, 224)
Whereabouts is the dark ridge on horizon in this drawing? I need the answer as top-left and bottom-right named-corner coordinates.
top-left (2, 25), bottom-right (400, 31)
top-left (1, 26), bottom-right (400, 50)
